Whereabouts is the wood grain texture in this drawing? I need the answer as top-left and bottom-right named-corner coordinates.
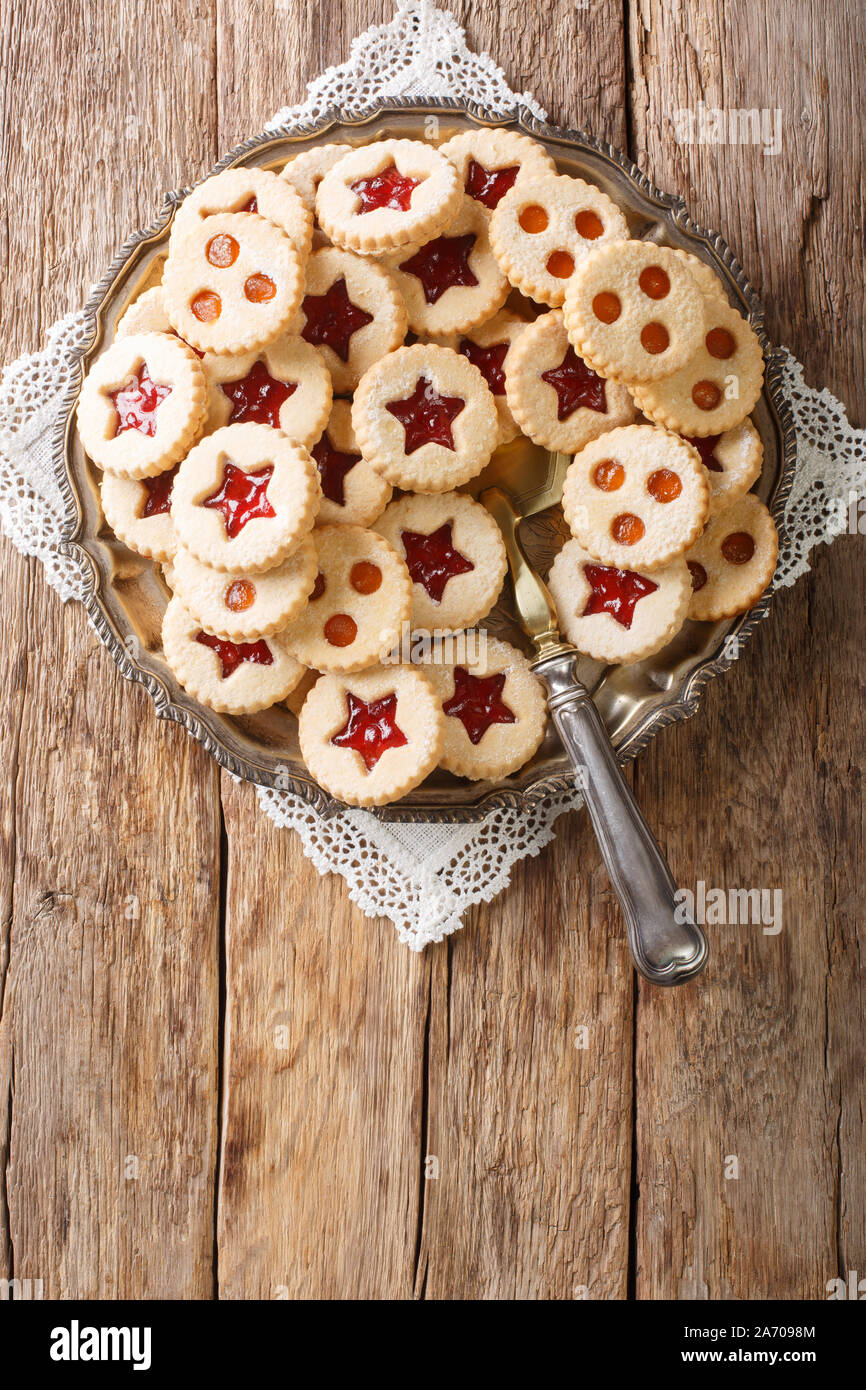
top-left (0, 0), bottom-right (862, 1302)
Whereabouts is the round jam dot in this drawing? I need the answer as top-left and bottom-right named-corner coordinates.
top-left (310, 571), bottom-right (326, 600)
top-left (721, 530), bottom-right (756, 565)
top-left (350, 561), bottom-right (382, 595)
top-left (593, 291), bottom-right (621, 324)
top-left (546, 250), bottom-right (574, 279)
top-left (592, 458), bottom-right (625, 492)
top-left (518, 204), bottom-right (549, 233)
top-left (244, 273), bottom-right (276, 303)
top-left (191, 290), bottom-right (221, 323)
top-left (575, 209), bottom-right (604, 240)
top-left (641, 321), bottom-right (670, 354)
top-left (706, 327), bottom-right (736, 360)
top-left (324, 612), bottom-right (358, 647)
top-left (611, 512), bottom-right (645, 546)
top-left (206, 233), bottom-right (240, 268)
top-left (688, 560), bottom-right (708, 591)
top-left (638, 265), bottom-right (671, 299)
top-left (646, 468), bottom-right (682, 503)
top-left (225, 578), bottom-right (256, 612)
top-left (692, 379), bottom-right (722, 411)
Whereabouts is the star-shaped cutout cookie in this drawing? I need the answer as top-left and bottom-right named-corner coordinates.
top-left (398, 233), bottom-right (478, 305)
top-left (442, 667), bottom-right (516, 746)
top-left (202, 460), bottom-right (276, 539)
top-left (301, 276), bottom-right (374, 362)
top-left (385, 376), bottom-right (465, 454)
top-left (400, 522), bottom-right (475, 603)
top-left (582, 563), bottom-right (658, 630)
top-left (110, 363), bottom-right (172, 438)
top-left (540, 346), bottom-right (607, 421)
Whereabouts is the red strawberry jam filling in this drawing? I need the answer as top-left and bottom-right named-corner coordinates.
top-left (351, 164), bottom-right (420, 213)
top-left (385, 376), bottom-right (465, 453)
top-left (311, 433), bottom-right (362, 507)
top-left (442, 667), bottom-right (516, 745)
top-left (195, 631), bottom-right (273, 678)
top-left (582, 563), bottom-right (658, 630)
top-left (301, 277), bottom-right (374, 361)
top-left (202, 461), bottom-right (275, 538)
top-left (464, 159), bottom-right (519, 209)
top-left (541, 347), bottom-right (606, 420)
top-left (400, 522), bottom-right (474, 603)
top-left (457, 337), bottom-right (509, 395)
top-left (220, 359), bottom-right (297, 428)
top-left (111, 364), bottom-right (172, 438)
top-left (140, 464), bottom-right (179, 518)
top-left (330, 692), bottom-right (408, 771)
top-left (398, 233), bottom-right (478, 305)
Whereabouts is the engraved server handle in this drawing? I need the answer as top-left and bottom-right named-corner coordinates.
top-left (533, 647), bottom-right (709, 985)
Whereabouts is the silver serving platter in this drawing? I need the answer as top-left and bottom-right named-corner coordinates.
top-left (54, 99), bottom-right (796, 822)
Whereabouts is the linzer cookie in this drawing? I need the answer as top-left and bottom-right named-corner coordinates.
top-left (100, 466), bottom-right (179, 563)
top-left (171, 167), bottom-right (313, 262)
top-left (684, 493), bottom-right (778, 621)
top-left (548, 538), bottom-right (690, 664)
top-left (171, 422), bottom-right (320, 573)
top-left (489, 173), bottom-right (628, 307)
top-left (683, 418), bottom-right (764, 515)
top-left (561, 424), bottom-right (709, 569)
top-left (562, 241), bottom-right (705, 383)
top-left (202, 333), bottom-right (332, 446)
top-left (298, 663), bottom-right (445, 807)
top-left (293, 246), bottom-right (407, 394)
top-left (670, 247), bottom-right (729, 305)
top-left (282, 524), bottom-right (412, 674)
top-left (352, 343), bottom-right (498, 492)
top-left (385, 197), bottom-right (509, 335)
top-left (375, 492), bottom-right (507, 633)
top-left (628, 298), bottom-right (764, 435)
top-left (311, 399), bottom-right (392, 528)
top-left (162, 593), bottom-right (305, 714)
top-left (77, 332), bottom-right (208, 479)
top-left (425, 636), bottom-right (547, 781)
top-left (438, 129), bottom-right (556, 214)
top-left (504, 310), bottom-right (636, 453)
top-left (316, 139), bottom-right (462, 254)
top-left (280, 143), bottom-right (353, 213)
top-left (431, 309), bottom-right (529, 445)
top-left (163, 212), bottom-right (304, 355)
top-left (116, 286), bottom-right (174, 338)
top-left (171, 536), bottom-right (318, 641)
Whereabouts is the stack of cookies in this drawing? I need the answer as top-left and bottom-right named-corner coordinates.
top-left (77, 130), bottom-right (776, 805)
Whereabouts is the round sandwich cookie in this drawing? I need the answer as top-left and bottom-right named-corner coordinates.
top-left (548, 537), bottom-right (691, 664)
top-left (311, 399), bottom-right (392, 528)
top-left (77, 332), bottom-right (208, 480)
top-left (561, 423), bottom-right (710, 569)
top-left (280, 143), bottom-right (353, 214)
top-left (315, 139), bottom-right (462, 255)
top-left (425, 635), bottom-right (547, 781)
top-left (351, 343), bottom-right (499, 493)
top-left (171, 535), bottom-right (318, 641)
top-left (562, 241), bottom-right (706, 384)
top-left (116, 285), bottom-right (175, 339)
top-left (489, 172), bottom-right (629, 308)
top-left (298, 663), bottom-right (445, 807)
top-left (504, 309), bottom-right (636, 453)
top-left (293, 245), bottom-right (407, 394)
top-left (171, 422), bottom-right (320, 573)
top-left (431, 308), bottom-right (529, 445)
top-left (684, 492), bottom-right (779, 621)
top-left (201, 333), bottom-right (332, 447)
top-left (438, 128), bottom-right (556, 215)
top-left (384, 196), bottom-right (509, 336)
top-left (282, 524), bottom-right (412, 674)
top-left (100, 466), bottom-right (180, 563)
top-left (162, 593), bottom-right (306, 715)
top-left (682, 418), bottom-right (764, 515)
top-left (163, 211), bottom-right (304, 356)
top-left (628, 296), bottom-right (765, 436)
top-left (171, 166), bottom-right (313, 263)
top-left (375, 491), bottom-right (507, 634)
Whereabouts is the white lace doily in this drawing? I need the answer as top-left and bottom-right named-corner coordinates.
top-left (2, 0), bottom-right (863, 949)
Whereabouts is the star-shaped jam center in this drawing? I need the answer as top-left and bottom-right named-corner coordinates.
top-left (464, 158), bottom-right (520, 209)
top-left (401, 522), bottom-right (475, 603)
top-left (350, 163), bottom-right (421, 213)
top-left (195, 631), bottom-right (274, 679)
top-left (220, 359), bottom-right (297, 429)
top-left (140, 464), bottom-right (179, 518)
top-left (385, 376), bottom-right (465, 454)
top-left (540, 346), bottom-right (607, 420)
top-left (458, 337), bottom-right (509, 396)
top-left (685, 433), bottom-right (724, 472)
top-left (301, 277), bottom-right (374, 362)
top-left (330, 691), bottom-right (408, 772)
top-left (442, 667), bottom-right (517, 746)
top-left (398, 233), bottom-right (478, 305)
top-left (110, 363), bottom-right (172, 438)
top-left (582, 563), bottom-right (659, 630)
top-left (202, 460), bottom-right (276, 539)
top-left (311, 432), bottom-right (362, 506)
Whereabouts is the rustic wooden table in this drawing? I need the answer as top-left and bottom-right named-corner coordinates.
top-left (0, 0), bottom-right (862, 1301)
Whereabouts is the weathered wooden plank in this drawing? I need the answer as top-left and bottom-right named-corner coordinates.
top-left (0, 0), bottom-right (222, 1298)
top-left (629, 0), bottom-right (865, 1298)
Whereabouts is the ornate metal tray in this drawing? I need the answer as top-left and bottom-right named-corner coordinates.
top-left (55, 99), bottom-right (796, 822)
